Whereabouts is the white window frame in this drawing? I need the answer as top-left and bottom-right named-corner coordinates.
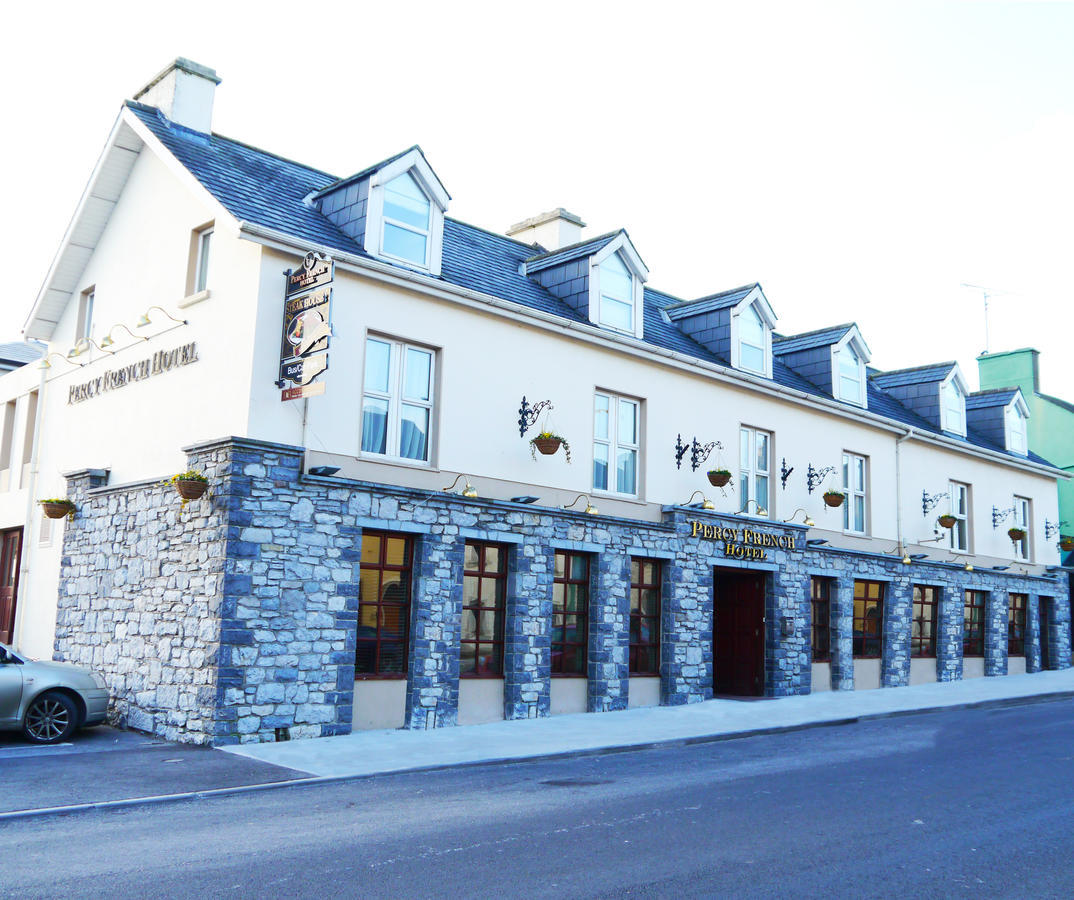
top-left (939, 370), bottom-right (967, 436)
top-left (363, 149), bottom-right (449, 276)
top-left (729, 289), bottom-right (776, 378)
top-left (1012, 495), bottom-right (1031, 561)
top-left (378, 173), bottom-right (432, 269)
top-left (194, 226), bottom-right (213, 293)
top-left (739, 426), bottom-right (772, 518)
top-left (587, 233), bottom-right (648, 339)
top-left (841, 451), bottom-right (868, 535)
top-left (359, 335), bottom-right (436, 465)
top-left (592, 391), bottom-right (641, 498)
top-left (1004, 398), bottom-right (1029, 456)
top-left (948, 481), bottom-right (970, 552)
top-left (831, 328), bottom-right (871, 408)
top-left (76, 287), bottom-right (95, 343)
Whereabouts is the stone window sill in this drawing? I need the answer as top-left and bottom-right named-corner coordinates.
top-left (178, 289), bottom-right (211, 309)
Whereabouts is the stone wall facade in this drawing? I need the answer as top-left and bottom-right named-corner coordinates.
top-left (54, 437), bottom-right (1072, 745)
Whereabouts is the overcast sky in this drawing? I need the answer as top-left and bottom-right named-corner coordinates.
top-left (2, 1), bottom-right (1071, 395)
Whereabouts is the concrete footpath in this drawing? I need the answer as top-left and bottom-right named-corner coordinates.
top-left (224, 668), bottom-right (1074, 777)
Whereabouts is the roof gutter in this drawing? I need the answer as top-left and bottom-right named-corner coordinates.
top-left (235, 220), bottom-right (1069, 482)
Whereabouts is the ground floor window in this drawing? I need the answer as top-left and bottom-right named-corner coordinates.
top-left (963, 590), bottom-right (986, 657)
top-left (1008, 593), bottom-right (1027, 657)
top-left (461, 542), bottom-right (507, 676)
top-left (552, 551), bottom-right (589, 675)
top-left (853, 580), bottom-right (884, 658)
top-left (629, 558), bottom-right (660, 674)
top-left (356, 532), bottom-right (412, 676)
top-left (811, 577), bottom-right (831, 662)
top-left (911, 585), bottom-right (938, 658)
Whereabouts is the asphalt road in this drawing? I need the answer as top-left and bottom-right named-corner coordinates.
top-left (3, 700), bottom-right (1074, 898)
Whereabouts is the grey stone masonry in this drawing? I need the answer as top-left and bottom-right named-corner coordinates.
top-left (53, 437), bottom-right (1070, 745)
top-left (985, 591), bottom-right (1008, 677)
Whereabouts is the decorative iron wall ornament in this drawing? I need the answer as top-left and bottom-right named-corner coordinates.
top-left (1044, 519), bottom-right (1069, 539)
top-left (674, 434), bottom-right (689, 470)
top-left (517, 396), bottom-right (553, 438)
top-left (690, 438), bottom-right (722, 472)
top-left (992, 504), bottom-right (1016, 529)
top-left (921, 489), bottom-right (950, 517)
top-left (780, 458), bottom-right (793, 491)
top-left (806, 464), bottom-right (835, 494)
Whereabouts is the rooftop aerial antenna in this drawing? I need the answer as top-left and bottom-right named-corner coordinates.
top-left (960, 283), bottom-right (1018, 354)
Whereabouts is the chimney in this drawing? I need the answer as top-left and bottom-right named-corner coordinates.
top-left (133, 58), bottom-right (221, 134)
top-left (507, 208), bottom-right (585, 251)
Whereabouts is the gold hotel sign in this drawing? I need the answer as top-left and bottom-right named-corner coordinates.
top-left (687, 519), bottom-right (799, 561)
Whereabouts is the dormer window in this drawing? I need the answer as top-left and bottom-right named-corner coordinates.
top-left (730, 294), bottom-right (775, 378)
top-left (837, 344), bottom-right (863, 405)
top-left (598, 253), bottom-right (634, 332)
top-left (382, 172), bottom-right (431, 267)
top-left (1006, 402), bottom-right (1028, 456)
top-left (940, 377), bottom-right (966, 436)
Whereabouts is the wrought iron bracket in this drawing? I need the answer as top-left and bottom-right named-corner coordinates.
top-left (1045, 519), bottom-right (1069, 540)
top-left (992, 505), bottom-right (1016, 529)
top-left (922, 489), bottom-right (950, 517)
top-left (517, 396), bottom-right (553, 438)
top-left (806, 464), bottom-right (835, 494)
top-left (690, 438), bottom-right (722, 472)
top-left (780, 458), bottom-right (794, 491)
top-left (674, 434), bottom-right (689, 470)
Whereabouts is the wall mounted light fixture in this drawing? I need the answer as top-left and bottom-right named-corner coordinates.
top-left (740, 499), bottom-right (767, 517)
top-left (564, 493), bottom-right (598, 515)
top-left (442, 474), bottom-right (478, 498)
top-left (682, 490), bottom-right (715, 510)
top-left (783, 508), bottom-right (815, 527)
top-left (38, 352), bottom-right (84, 370)
top-left (137, 305), bottom-right (188, 328)
top-left (100, 323), bottom-right (149, 349)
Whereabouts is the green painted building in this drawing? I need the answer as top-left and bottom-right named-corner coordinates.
top-left (979, 348), bottom-right (1074, 564)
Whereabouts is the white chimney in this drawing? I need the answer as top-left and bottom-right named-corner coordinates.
top-left (507, 208), bottom-right (585, 251)
top-left (133, 58), bottom-right (221, 134)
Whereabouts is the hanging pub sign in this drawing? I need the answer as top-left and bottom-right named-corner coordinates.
top-left (278, 252), bottom-right (334, 401)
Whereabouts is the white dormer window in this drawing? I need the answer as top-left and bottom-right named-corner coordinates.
top-left (832, 328), bottom-right (871, 408)
top-left (1006, 402), bottom-right (1028, 456)
top-left (940, 377), bottom-right (966, 436)
top-left (364, 148), bottom-right (449, 276)
top-left (587, 233), bottom-right (648, 338)
top-left (730, 295), bottom-right (775, 378)
top-left (382, 173), bottom-right (431, 266)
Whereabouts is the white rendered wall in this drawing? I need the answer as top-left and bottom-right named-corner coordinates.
top-left (811, 663), bottom-right (832, 692)
top-left (550, 679), bottom-right (587, 715)
top-left (458, 679), bottom-right (505, 725)
top-left (627, 676), bottom-right (660, 708)
top-left (909, 658), bottom-right (938, 685)
top-left (353, 680), bottom-right (406, 730)
top-left (855, 659), bottom-right (882, 690)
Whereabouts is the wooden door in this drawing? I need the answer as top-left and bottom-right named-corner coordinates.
top-left (0, 528), bottom-right (22, 645)
top-left (713, 569), bottom-right (766, 696)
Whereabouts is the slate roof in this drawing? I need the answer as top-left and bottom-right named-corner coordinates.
top-left (522, 232), bottom-right (621, 274)
top-left (966, 389), bottom-right (1019, 410)
top-left (124, 102), bottom-right (1061, 471)
top-left (311, 145), bottom-right (424, 200)
top-left (870, 362), bottom-right (957, 389)
top-left (0, 340), bottom-right (44, 366)
top-left (773, 324), bottom-right (854, 355)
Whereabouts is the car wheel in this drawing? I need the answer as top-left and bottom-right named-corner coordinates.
top-left (22, 691), bottom-right (78, 744)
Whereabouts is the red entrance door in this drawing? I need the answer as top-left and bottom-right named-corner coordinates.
top-left (0, 528), bottom-right (22, 645)
top-left (713, 568), bottom-right (766, 696)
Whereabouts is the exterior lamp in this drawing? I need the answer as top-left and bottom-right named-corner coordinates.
top-left (564, 493), bottom-right (598, 515)
top-left (39, 352), bottom-right (84, 370)
top-left (683, 490), bottom-right (715, 510)
top-left (442, 474), bottom-right (478, 499)
top-left (902, 555), bottom-right (912, 565)
top-left (783, 508), bottom-right (815, 527)
top-left (101, 323), bottom-right (149, 349)
top-left (964, 562), bottom-right (974, 572)
top-left (137, 305), bottom-right (188, 328)
top-left (741, 500), bottom-right (767, 517)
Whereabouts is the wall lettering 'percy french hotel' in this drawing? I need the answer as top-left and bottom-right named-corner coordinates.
top-left (688, 519), bottom-right (798, 560)
top-left (67, 342), bottom-right (199, 404)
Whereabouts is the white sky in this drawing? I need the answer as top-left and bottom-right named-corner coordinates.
top-left (2, 0), bottom-right (1071, 394)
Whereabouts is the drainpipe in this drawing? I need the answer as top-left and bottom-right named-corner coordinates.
top-left (895, 426), bottom-right (915, 557)
top-left (12, 362), bottom-right (47, 650)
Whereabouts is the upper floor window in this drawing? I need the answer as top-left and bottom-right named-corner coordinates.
top-left (948, 481), bottom-right (970, 552)
top-left (739, 426), bottom-right (771, 517)
top-left (381, 172), bottom-right (432, 267)
top-left (76, 287), bottom-right (95, 343)
top-left (1006, 404), bottom-right (1028, 456)
top-left (940, 377), bottom-right (966, 436)
top-left (737, 303), bottom-right (768, 375)
top-left (597, 253), bottom-right (635, 333)
top-left (836, 344), bottom-right (864, 405)
top-left (361, 336), bottom-right (435, 463)
top-left (194, 226), bottom-right (212, 293)
top-left (1012, 495), bottom-right (1030, 560)
top-left (842, 452), bottom-right (867, 534)
top-left (593, 392), bottom-right (640, 496)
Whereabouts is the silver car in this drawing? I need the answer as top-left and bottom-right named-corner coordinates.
top-left (0, 643), bottom-right (109, 744)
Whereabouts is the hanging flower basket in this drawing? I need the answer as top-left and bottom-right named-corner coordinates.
top-left (822, 491), bottom-right (846, 508)
top-left (937, 514), bottom-right (957, 529)
top-left (529, 432), bottom-right (572, 463)
top-left (1060, 537), bottom-right (1074, 552)
top-left (1007, 527), bottom-right (1026, 543)
top-left (707, 469), bottom-right (732, 488)
top-left (166, 470), bottom-right (209, 507)
top-left (40, 499), bottom-right (76, 520)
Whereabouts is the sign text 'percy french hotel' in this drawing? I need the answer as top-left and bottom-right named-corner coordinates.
top-left (687, 519), bottom-right (798, 561)
top-left (67, 342), bottom-right (199, 404)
